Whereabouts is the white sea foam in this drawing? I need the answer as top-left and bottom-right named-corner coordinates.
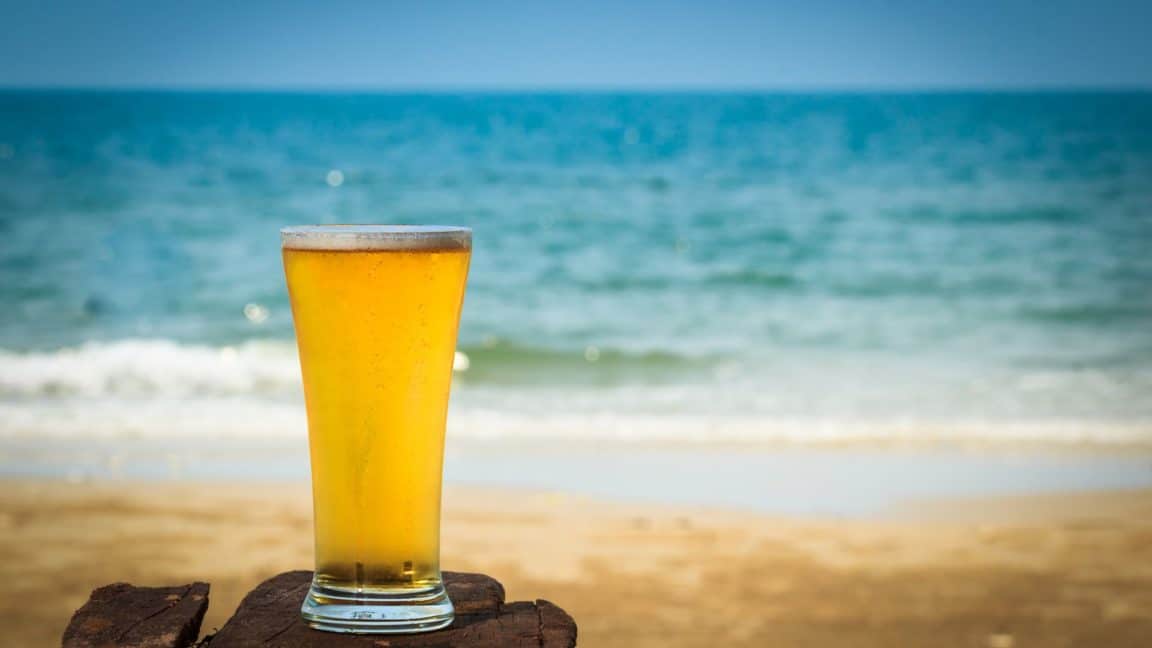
top-left (3, 395), bottom-right (1149, 446)
top-left (0, 397), bottom-right (307, 440)
top-left (446, 410), bottom-right (1152, 446)
top-left (0, 339), bottom-right (302, 397)
top-left (1, 340), bottom-right (1150, 446)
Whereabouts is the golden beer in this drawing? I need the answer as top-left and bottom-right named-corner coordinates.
top-left (282, 225), bottom-right (470, 633)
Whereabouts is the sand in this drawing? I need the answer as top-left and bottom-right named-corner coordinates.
top-left (2, 481), bottom-right (1152, 647)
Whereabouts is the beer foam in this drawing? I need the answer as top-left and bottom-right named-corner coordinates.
top-left (281, 225), bottom-right (471, 251)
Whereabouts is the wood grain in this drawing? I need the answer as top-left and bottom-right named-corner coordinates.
top-left (62, 582), bottom-right (210, 648)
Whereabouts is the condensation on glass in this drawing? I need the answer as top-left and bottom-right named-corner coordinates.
top-left (282, 225), bottom-right (471, 633)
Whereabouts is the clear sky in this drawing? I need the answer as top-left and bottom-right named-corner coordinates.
top-left (2, 0), bottom-right (1150, 89)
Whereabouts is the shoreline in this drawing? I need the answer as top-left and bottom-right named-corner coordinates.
top-left (4, 438), bottom-right (1151, 517)
top-left (6, 433), bottom-right (1152, 459)
top-left (5, 423), bottom-right (1152, 454)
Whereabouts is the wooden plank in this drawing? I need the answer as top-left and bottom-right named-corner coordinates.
top-left (62, 582), bottom-right (210, 648)
top-left (205, 571), bottom-right (576, 647)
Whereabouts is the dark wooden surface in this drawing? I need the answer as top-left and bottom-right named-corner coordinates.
top-left (63, 572), bottom-right (576, 648)
top-left (62, 581), bottom-right (210, 648)
top-left (206, 571), bottom-right (576, 647)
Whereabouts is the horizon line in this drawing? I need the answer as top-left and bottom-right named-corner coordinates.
top-left (1, 83), bottom-right (1151, 95)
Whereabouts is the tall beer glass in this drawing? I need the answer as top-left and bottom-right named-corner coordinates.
top-left (282, 225), bottom-right (471, 633)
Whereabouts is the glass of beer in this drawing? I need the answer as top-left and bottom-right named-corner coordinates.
top-left (281, 224), bottom-right (471, 633)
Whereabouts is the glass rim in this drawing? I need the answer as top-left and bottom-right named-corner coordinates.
top-left (281, 224), bottom-right (471, 251)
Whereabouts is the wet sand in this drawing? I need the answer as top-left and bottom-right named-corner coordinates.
top-left (2, 480), bottom-right (1151, 647)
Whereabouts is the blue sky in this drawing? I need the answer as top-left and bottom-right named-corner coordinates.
top-left (2, 0), bottom-right (1150, 89)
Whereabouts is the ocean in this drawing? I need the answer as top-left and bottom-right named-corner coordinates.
top-left (2, 90), bottom-right (1152, 451)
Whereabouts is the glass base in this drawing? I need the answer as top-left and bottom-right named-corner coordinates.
top-left (301, 579), bottom-right (455, 634)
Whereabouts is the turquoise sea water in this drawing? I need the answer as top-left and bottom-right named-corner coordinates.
top-left (1, 91), bottom-right (1151, 445)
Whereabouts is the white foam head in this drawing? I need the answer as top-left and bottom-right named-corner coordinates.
top-left (281, 225), bottom-right (472, 251)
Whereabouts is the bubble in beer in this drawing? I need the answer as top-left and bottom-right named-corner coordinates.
top-left (325, 169), bottom-right (345, 187)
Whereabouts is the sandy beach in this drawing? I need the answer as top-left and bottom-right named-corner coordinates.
top-left (3, 480), bottom-right (1151, 647)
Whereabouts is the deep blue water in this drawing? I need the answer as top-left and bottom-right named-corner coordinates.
top-left (1, 91), bottom-right (1151, 441)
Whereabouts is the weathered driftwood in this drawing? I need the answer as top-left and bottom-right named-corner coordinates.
top-left (207, 571), bottom-right (575, 647)
top-left (64, 572), bottom-right (576, 648)
top-left (62, 581), bottom-right (210, 648)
